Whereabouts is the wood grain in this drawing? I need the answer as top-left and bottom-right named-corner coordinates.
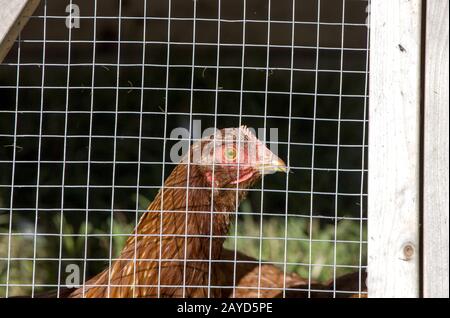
top-left (368, 0), bottom-right (422, 298)
top-left (0, 0), bottom-right (41, 63)
top-left (423, 0), bottom-right (449, 298)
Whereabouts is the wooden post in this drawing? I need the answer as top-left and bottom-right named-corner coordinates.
top-left (368, 0), bottom-right (422, 297)
top-left (0, 0), bottom-right (41, 63)
top-left (423, 0), bottom-right (449, 298)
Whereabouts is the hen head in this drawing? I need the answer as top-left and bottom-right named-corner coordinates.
top-left (188, 126), bottom-right (287, 189)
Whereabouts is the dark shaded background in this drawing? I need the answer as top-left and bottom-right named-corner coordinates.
top-left (0, 0), bottom-right (368, 293)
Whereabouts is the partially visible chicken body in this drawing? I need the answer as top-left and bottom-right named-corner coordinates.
top-left (68, 126), bottom-right (287, 298)
top-left (217, 249), bottom-right (367, 298)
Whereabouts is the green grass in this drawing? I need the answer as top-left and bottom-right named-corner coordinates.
top-left (0, 210), bottom-right (366, 296)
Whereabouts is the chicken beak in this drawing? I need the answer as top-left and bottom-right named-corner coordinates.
top-left (258, 156), bottom-right (288, 175)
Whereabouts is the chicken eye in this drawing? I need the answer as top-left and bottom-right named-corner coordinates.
top-left (224, 147), bottom-right (237, 160)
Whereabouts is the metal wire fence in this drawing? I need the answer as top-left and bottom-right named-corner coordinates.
top-left (0, 0), bottom-right (369, 297)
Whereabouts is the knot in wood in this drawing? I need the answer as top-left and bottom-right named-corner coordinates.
top-left (401, 242), bottom-right (415, 260)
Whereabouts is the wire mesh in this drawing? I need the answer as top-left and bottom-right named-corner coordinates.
top-left (0, 0), bottom-right (369, 298)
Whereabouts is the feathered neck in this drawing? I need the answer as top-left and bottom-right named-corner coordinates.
top-left (69, 162), bottom-right (254, 298)
top-left (136, 162), bottom-right (240, 239)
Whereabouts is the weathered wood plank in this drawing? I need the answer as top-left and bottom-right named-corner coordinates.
top-left (0, 0), bottom-right (41, 63)
top-left (368, 0), bottom-right (422, 297)
top-left (423, 0), bottom-right (449, 299)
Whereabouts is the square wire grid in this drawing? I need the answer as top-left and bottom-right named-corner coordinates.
top-left (0, 0), bottom-right (369, 297)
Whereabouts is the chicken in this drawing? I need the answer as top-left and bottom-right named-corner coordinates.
top-left (216, 248), bottom-right (309, 297)
top-left (66, 126), bottom-right (287, 298)
top-left (217, 249), bottom-right (367, 298)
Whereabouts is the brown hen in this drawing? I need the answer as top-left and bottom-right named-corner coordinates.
top-left (216, 249), bottom-right (367, 298)
top-left (67, 126), bottom-right (287, 298)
